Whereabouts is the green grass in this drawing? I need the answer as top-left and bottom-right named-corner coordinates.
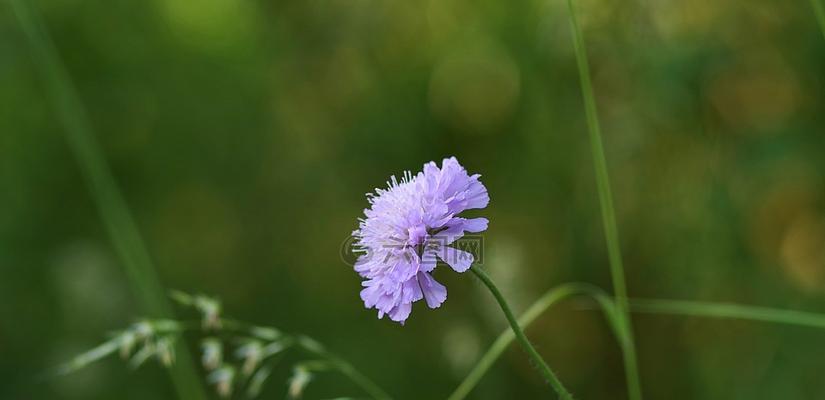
top-left (565, 0), bottom-right (643, 398)
top-left (451, 1), bottom-right (825, 396)
top-left (9, 2), bottom-right (207, 399)
top-left (449, 285), bottom-right (825, 399)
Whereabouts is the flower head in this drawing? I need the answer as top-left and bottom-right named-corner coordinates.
top-left (352, 157), bottom-right (489, 323)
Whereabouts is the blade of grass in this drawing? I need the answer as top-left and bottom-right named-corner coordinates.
top-left (448, 282), bottom-right (623, 400)
top-left (9, 2), bottom-right (207, 399)
top-left (811, 0), bottom-right (825, 40)
top-left (629, 298), bottom-right (825, 329)
top-left (565, 1), bottom-right (642, 398)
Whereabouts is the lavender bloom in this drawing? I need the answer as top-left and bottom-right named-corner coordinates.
top-left (353, 157), bottom-right (489, 324)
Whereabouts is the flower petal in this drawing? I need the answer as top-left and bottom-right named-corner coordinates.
top-left (436, 217), bottom-right (488, 245)
top-left (388, 302), bottom-right (412, 323)
top-left (417, 272), bottom-right (447, 309)
top-left (462, 217), bottom-right (488, 233)
top-left (419, 247), bottom-right (438, 273)
top-left (439, 246), bottom-right (474, 272)
top-left (463, 174), bottom-right (489, 210)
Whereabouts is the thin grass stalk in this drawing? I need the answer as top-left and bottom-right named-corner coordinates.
top-left (9, 2), bottom-right (206, 399)
top-left (564, 0), bottom-right (642, 398)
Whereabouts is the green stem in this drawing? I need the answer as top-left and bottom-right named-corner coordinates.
top-left (9, 2), bottom-right (206, 399)
top-left (565, 1), bottom-right (643, 399)
top-left (810, 0), bottom-right (825, 40)
top-left (450, 282), bottom-right (620, 400)
top-left (470, 266), bottom-right (573, 400)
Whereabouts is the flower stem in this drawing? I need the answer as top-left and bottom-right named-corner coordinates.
top-left (470, 266), bottom-right (573, 400)
top-left (450, 282), bottom-right (618, 400)
top-left (565, 0), bottom-right (643, 399)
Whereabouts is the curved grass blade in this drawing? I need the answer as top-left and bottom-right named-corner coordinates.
top-left (629, 298), bottom-right (825, 329)
top-left (448, 282), bottom-right (623, 400)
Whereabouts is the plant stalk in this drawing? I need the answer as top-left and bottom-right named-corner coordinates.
top-left (450, 282), bottom-right (620, 400)
top-left (470, 266), bottom-right (573, 400)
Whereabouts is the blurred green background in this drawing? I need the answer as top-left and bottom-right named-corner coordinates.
top-left (2, 0), bottom-right (825, 398)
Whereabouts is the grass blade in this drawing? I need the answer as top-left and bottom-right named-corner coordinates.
top-left (9, 2), bottom-right (206, 398)
top-left (629, 298), bottom-right (825, 329)
top-left (565, 0), bottom-right (643, 398)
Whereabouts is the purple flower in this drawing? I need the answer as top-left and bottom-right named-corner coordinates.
top-left (352, 157), bottom-right (489, 324)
